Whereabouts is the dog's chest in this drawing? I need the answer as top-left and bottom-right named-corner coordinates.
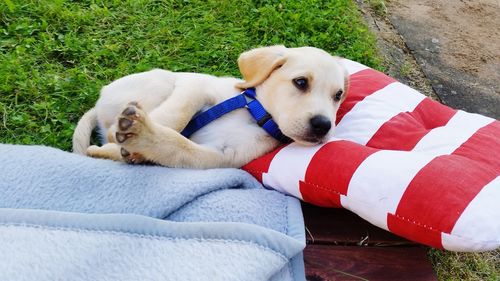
top-left (189, 109), bottom-right (274, 157)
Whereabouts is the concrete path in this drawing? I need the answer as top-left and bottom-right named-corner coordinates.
top-left (358, 0), bottom-right (499, 119)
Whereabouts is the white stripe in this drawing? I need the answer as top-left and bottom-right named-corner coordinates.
top-left (340, 59), bottom-right (369, 75)
top-left (262, 143), bottom-right (323, 199)
top-left (441, 177), bottom-right (500, 252)
top-left (340, 195), bottom-right (393, 231)
top-left (334, 82), bottom-right (425, 145)
top-left (441, 232), bottom-right (499, 252)
top-left (412, 111), bottom-right (494, 154)
top-left (345, 151), bottom-right (436, 230)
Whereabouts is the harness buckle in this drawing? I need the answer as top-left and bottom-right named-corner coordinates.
top-left (256, 113), bottom-right (272, 127)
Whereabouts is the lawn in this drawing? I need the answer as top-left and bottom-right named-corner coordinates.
top-left (0, 0), bottom-right (380, 150)
top-left (0, 0), bottom-right (497, 280)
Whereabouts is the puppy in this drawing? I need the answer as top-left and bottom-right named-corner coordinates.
top-left (72, 45), bottom-right (348, 168)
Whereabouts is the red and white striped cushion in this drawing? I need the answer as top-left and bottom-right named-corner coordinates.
top-left (243, 59), bottom-right (500, 252)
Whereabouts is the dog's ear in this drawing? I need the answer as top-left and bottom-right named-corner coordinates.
top-left (341, 66), bottom-right (350, 103)
top-left (236, 45), bottom-right (287, 89)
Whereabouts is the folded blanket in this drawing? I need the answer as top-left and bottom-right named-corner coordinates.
top-left (0, 144), bottom-right (305, 281)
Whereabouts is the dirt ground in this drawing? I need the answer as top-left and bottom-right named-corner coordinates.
top-left (391, 0), bottom-right (499, 78)
top-left (387, 0), bottom-right (500, 118)
top-left (355, 0), bottom-right (438, 99)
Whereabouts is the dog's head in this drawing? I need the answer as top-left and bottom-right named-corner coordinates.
top-left (236, 45), bottom-right (349, 145)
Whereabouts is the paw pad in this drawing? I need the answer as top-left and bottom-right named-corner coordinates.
top-left (122, 106), bottom-right (137, 117)
top-left (116, 132), bottom-right (134, 143)
top-left (120, 147), bottom-right (130, 157)
top-left (118, 117), bottom-right (133, 130)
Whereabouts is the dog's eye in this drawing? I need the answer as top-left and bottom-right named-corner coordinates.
top-left (334, 89), bottom-right (343, 102)
top-left (292, 77), bottom-right (308, 91)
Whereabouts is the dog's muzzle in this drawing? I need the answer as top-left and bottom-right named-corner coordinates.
top-left (309, 115), bottom-right (332, 138)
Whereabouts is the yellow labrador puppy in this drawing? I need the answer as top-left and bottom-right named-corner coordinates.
top-left (72, 45), bottom-right (348, 168)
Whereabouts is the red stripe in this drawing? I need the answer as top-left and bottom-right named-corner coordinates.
top-left (367, 98), bottom-right (457, 150)
top-left (242, 145), bottom-right (286, 182)
top-left (387, 213), bottom-right (443, 249)
top-left (299, 141), bottom-right (379, 207)
top-left (299, 181), bottom-right (342, 207)
top-left (388, 123), bottom-right (500, 247)
top-left (336, 69), bottom-right (396, 124)
top-left (452, 121), bottom-right (500, 171)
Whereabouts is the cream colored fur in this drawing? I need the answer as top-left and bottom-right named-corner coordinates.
top-left (72, 46), bottom-right (348, 168)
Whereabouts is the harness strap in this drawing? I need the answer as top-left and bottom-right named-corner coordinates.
top-left (180, 88), bottom-right (291, 143)
top-left (243, 88), bottom-right (292, 143)
top-left (180, 94), bottom-right (247, 138)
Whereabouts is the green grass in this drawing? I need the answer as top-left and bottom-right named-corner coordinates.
top-left (368, 0), bottom-right (387, 17)
top-left (1, 0), bottom-right (498, 280)
top-left (0, 0), bottom-right (380, 150)
top-left (430, 250), bottom-right (499, 281)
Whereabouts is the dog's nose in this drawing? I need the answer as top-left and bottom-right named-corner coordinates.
top-left (309, 115), bottom-right (332, 137)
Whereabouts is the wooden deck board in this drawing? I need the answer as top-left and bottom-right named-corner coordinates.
top-left (302, 203), bottom-right (437, 281)
top-left (304, 245), bottom-right (437, 281)
top-left (303, 204), bottom-right (413, 246)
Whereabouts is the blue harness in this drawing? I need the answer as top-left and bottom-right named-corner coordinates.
top-left (180, 88), bottom-right (292, 143)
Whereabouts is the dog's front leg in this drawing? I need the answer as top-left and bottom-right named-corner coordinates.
top-left (116, 103), bottom-right (231, 168)
top-left (87, 143), bottom-right (123, 161)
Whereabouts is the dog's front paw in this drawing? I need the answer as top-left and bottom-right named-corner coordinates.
top-left (116, 102), bottom-right (145, 142)
top-left (119, 147), bottom-right (146, 164)
top-left (115, 102), bottom-right (154, 164)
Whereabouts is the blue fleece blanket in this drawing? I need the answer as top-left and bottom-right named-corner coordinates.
top-left (0, 144), bottom-right (305, 281)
